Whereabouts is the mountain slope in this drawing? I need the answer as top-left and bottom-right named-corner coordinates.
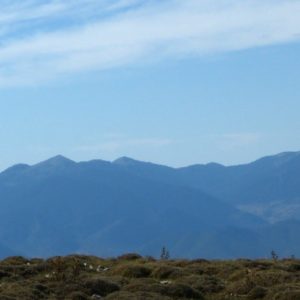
top-left (0, 156), bottom-right (263, 259)
top-left (177, 151), bottom-right (300, 222)
top-left (113, 151), bottom-right (300, 223)
top-left (0, 152), bottom-right (299, 258)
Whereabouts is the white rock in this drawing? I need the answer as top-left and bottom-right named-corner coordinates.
top-left (160, 280), bottom-right (171, 285)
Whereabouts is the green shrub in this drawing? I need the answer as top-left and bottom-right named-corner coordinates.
top-left (251, 270), bottom-right (293, 287)
top-left (248, 286), bottom-right (268, 299)
top-left (125, 279), bottom-right (203, 299)
top-left (0, 255), bottom-right (299, 300)
top-left (180, 274), bottom-right (224, 293)
top-left (118, 254), bottom-right (143, 261)
top-left (162, 283), bottom-right (204, 299)
top-left (115, 265), bottom-right (152, 278)
top-left (152, 265), bottom-right (184, 279)
top-left (286, 262), bottom-right (300, 272)
top-left (0, 270), bottom-right (11, 279)
top-left (124, 279), bottom-right (164, 294)
top-left (83, 277), bottom-right (120, 296)
top-left (1, 256), bottom-right (29, 266)
top-left (105, 291), bottom-right (172, 300)
top-left (227, 278), bottom-right (255, 295)
top-left (267, 290), bottom-right (300, 300)
top-left (66, 291), bottom-right (89, 300)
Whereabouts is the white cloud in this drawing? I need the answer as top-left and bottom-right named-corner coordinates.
top-left (0, 0), bottom-right (300, 86)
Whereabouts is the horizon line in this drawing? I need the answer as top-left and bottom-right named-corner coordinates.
top-left (1, 150), bottom-right (300, 173)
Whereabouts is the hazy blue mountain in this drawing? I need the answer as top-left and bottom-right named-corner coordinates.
top-left (257, 220), bottom-right (300, 257)
top-left (0, 155), bottom-right (263, 259)
top-left (114, 151), bottom-right (300, 223)
top-left (0, 152), bottom-right (299, 259)
top-left (177, 151), bottom-right (300, 223)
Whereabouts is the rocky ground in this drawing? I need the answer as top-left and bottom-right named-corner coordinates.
top-left (0, 254), bottom-right (300, 299)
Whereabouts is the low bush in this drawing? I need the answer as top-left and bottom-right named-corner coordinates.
top-left (162, 283), bottom-right (204, 299)
top-left (180, 274), bottom-right (224, 293)
top-left (66, 291), bottom-right (89, 300)
top-left (0, 255), bottom-right (299, 299)
top-left (105, 291), bottom-right (172, 300)
top-left (152, 265), bottom-right (184, 279)
top-left (227, 278), bottom-right (256, 295)
top-left (124, 279), bottom-right (165, 294)
top-left (248, 286), bottom-right (268, 299)
top-left (114, 264), bottom-right (152, 278)
top-left (83, 277), bottom-right (120, 296)
top-left (117, 253), bottom-right (142, 261)
top-left (1, 256), bottom-right (29, 266)
top-left (266, 290), bottom-right (300, 300)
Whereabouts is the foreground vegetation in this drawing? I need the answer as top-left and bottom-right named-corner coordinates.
top-left (0, 254), bottom-right (300, 299)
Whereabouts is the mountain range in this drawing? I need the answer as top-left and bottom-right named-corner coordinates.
top-left (0, 151), bottom-right (300, 259)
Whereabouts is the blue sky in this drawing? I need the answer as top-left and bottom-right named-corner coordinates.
top-left (0, 0), bottom-right (300, 170)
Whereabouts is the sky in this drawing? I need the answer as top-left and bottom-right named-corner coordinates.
top-left (0, 0), bottom-right (300, 170)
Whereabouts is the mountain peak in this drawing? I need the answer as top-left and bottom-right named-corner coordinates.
top-left (274, 151), bottom-right (300, 159)
top-left (34, 155), bottom-right (75, 168)
top-left (113, 156), bottom-right (140, 165)
top-left (205, 162), bottom-right (225, 168)
top-left (252, 151), bottom-right (300, 168)
top-left (0, 163), bottom-right (30, 177)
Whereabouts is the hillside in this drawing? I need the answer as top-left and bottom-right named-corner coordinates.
top-left (114, 152), bottom-right (300, 223)
top-left (0, 152), bottom-right (300, 258)
top-left (177, 151), bottom-right (300, 223)
top-left (0, 254), bottom-right (299, 299)
top-left (0, 156), bottom-right (262, 259)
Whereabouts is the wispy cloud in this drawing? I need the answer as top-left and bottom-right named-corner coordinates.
top-left (0, 0), bottom-right (300, 86)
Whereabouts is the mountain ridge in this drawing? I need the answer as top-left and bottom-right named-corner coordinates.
top-left (3, 150), bottom-right (300, 174)
top-left (0, 151), bottom-right (299, 259)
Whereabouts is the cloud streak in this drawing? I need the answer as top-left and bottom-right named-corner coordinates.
top-left (0, 0), bottom-right (300, 86)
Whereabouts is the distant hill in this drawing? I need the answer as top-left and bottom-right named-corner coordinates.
top-left (177, 151), bottom-right (300, 223)
top-left (0, 152), bottom-right (300, 259)
top-left (114, 152), bottom-right (300, 223)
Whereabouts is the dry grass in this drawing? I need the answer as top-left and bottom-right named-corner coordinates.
top-left (0, 255), bottom-right (299, 299)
